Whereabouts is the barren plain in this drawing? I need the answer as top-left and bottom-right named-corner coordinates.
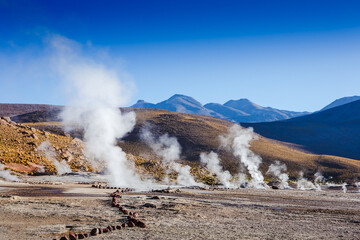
top-left (1, 180), bottom-right (360, 240)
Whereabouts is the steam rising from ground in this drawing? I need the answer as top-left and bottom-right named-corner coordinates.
top-left (140, 128), bottom-right (201, 186)
top-left (51, 35), bottom-right (143, 188)
top-left (355, 182), bottom-right (360, 192)
top-left (200, 152), bottom-right (234, 188)
top-left (297, 171), bottom-right (320, 190)
top-left (140, 129), bottom-right (181, 164)
top-left (314, 172), bottom-right (325, 189)
top-left (342, 183), bottom-right (347, 193)
top-left (37, 141), bottom-right (71, 175)
top-left (266, 161), bottom-right (290, 189)
top-left (220, 125), bottom-right (266, 188)
top-left (0, 164), bottom-right (20, 182)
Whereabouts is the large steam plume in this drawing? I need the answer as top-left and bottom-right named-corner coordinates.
top-left (51, 35), bottom-right (143, 188)
top-left (220, 125), bottom-right (266, 188)
top-left (200, 151), bottom-right (234, 188)
top-left (140, 127), bottom-right (201, 186)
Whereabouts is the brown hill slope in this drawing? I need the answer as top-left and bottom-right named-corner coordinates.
top-left (0, 103), bottom-right (62, 117)
top-left (13, 108), bottom-right (360, 181)
top-left (0, 117), bottom-right (91, 174)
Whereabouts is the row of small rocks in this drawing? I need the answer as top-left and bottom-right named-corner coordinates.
top-left (55, 189), bottom-right (146, 239)
top-left (92, 184), bottom-right (134, 192)
top-left (110, 190), bottom-right (146, 228)
top-left (151, 188), bottom-right (181, 193)
top-left (26, 181), bottom-right (63, 185)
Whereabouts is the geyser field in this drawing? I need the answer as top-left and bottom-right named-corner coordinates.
top-left (1, 37), bottom-right (360, 239)
top-left (2, 111), bottom-right (360, 240)
top-left (1, 181), bottom-right (360, 240)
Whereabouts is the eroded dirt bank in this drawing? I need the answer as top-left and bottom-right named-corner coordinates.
top-left (0, 182), bottom-right (359, 240)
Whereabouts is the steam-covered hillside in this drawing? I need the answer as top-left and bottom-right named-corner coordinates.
top-left (9, 107), bottom-right (360, 181)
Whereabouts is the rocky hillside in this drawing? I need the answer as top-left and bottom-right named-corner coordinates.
top-left (0, 116), bottom-right (91, 174)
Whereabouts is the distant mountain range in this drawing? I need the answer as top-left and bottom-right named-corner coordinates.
top-left (243, 99), bottom-right (360, 160)
top-left (131, 94), bottom-right (310, 123)
top-left (320, 96), bottom-right (360, 111)
top-left (130, 94), bottom-right (360, 159)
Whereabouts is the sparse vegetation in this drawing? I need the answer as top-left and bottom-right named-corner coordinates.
top-left (0, 117), bottom-right (91, 174)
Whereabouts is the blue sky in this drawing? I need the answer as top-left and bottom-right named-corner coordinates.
top-left (0, 0), bottom-right (360, 111)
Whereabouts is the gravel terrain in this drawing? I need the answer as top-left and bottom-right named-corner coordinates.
top-left (0, 182), bottom-right (360, 240)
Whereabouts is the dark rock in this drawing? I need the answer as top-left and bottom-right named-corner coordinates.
top-left (90, 228), bottom-right (98, 236)
top-left (69, 233), bottom-right (77, 240)
top-left (60, 237), bottom-right (69, 240)
top-left (128, 221), bottom-right (135, 227)
top-left (83, 233), bottom-right (88, 238)
top-left (98, 228), bottom-right (103, 234)
top-left (116, 225), bottom-right (122, 230)
top-left (27, 141), bottom-right (37, 147)
top-left (142, 203), bottom-right (156, 208)
top-left (136, 221), bottom-right (146, 228)
top-left (121, 223), bottom-right (126, 228)
top-left (149, 196), bottom-right (160, 200)
top-left (78, 233), bottom-right (85, 239)
top-left (240, 182), bottom-right (248, 188)
top-left (267, 181), bottom-right (281, 187)
top-left (103, 228), bottom-right (109, 233)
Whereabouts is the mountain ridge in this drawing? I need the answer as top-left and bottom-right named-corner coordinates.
top-left (131, 94), bottom-right (310, 123)
top-left (321, 95), bottom-right (360, 111)
top-left (242, 99), bottom-right (360, 160)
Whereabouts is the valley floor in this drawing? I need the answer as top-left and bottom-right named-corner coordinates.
top-left (0, 181), bottom-right (359, 239)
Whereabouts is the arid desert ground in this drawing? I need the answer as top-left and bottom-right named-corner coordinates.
top-left (1, 178), bottom-right (360, 240)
